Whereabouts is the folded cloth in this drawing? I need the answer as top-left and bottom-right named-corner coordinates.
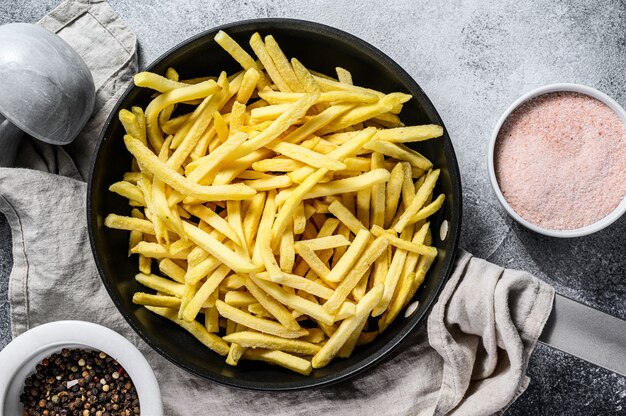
top-left (0, 1), bottom-right (555, 415)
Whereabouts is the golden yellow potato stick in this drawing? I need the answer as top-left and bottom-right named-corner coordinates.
top-left (294, 239), bottom-right (331, 279)
top-left (280, 169), bottom-right (390, 203)
top-left (131, 242), bottom-right (190, 260)
top-left (181, 221), bottom-right (258, 273)
top-left (236, 68), bottom-right (260, 103)
top-left (213, 111), bottom-right (229, 142)
top-left (258, 90), bottom-right (377, 105)
top-left (224, 331), bottom-right (321, 356)
top-left (135, 273), bottom-right (184, 297)
top-left (370, 225), bottom-right (437, 256)
top-left (133, 292), bottom-right (182, 308)
top-left (251, 278), bottom-right (337, 326)
top-left (325, 229), bottom-right (371, 283)
top-left (131, 106), bottom-right (147, 144)
top-left (384, 162), bottom-right (405, 228)
top-left (375, 125), bottom-right (443, 143)
top-left (288, 126), bottom-right (377, 184)
top-left (295, 235), bottom-right (350, 251)
top-left (335, 67), bottom-right (353, 84)
top-left (215, 300), bottom-right (308, 338)
top-left (264, 35), bottom-right (302, 91)
top-left (244, 275), bottom-right (301, 330)
top-left (370, 152), bottom-right (386, 228)
top-left (267, 141), bottom-right (346, 170)
top-left (214, 30), bottom-right (269, 88)
top-left (312, 284), bottom-right (383, 368)
top-left (187, 132), bottom-right (248, 185)
top-left (256, 271), bottom-right (334, 299)
top-left (145, 306), bottom-right (229, 356)
top-left (242, 192), bottom-right (266, 250)
top-left (158, 258), bottom-right (186, 283)
top-left (279, 224), bottom-right (295, 273)
top-left (182, 265), bottom-right (230, 322)
top-left (411, 193), bottom-right (445, 222)
top-left (324, 236), bottom-right (388, 313)
top-left (271, 168), bottom-right (328, 248)
top-left (105, 214), bottom-right (155, 235)
top-left (144, 80), bottom-right (219, 152)
top-left (133, 72), bottom-right (188, 92)
top-left (293, 203), bottom-right (306, 235)
top-left (393, 169), bottom-right (440, 232)
top-left (183, 204), bottom-right (240, 245)
top-left (227, 92), bottom-right (320, 160)
top-left (119, 109), bottom-right (144, 144)
top-left (290, 58), bottom-right (321, 94)
top-left (372, 226), bottom-right (413, 317)
top-left (124, 135), bottom-right (256, 201)
top-left (378, 222), bottom-right (430, 331)
top-left (317, 94), bottom-right (401, 135)
top-left (241, 349), bottom-right (312, 376)
top-left (249, 32), bottom-right (292, 92)
top-left (244, 175), bottom-right (293, 191)
top-left (363, 140), bottom-right (433, 170)
top-left (224, 291), bottom-right (256, 307)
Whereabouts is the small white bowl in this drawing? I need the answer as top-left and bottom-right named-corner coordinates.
top-left (488, 83), bottom-right (626, 238)
top-left (0, 320), bottom-right (163, 415)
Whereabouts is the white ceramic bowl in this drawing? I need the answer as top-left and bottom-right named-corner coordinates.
top-left (0, 321), bottom-right (163, 415)
top-left (488, 83), bottom-right (626, 238)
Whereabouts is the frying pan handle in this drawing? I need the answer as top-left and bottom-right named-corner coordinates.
top-left (539, 293), bottom-right (626, 377)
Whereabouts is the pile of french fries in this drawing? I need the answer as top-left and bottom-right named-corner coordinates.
top-left (104, 30), bottom-right (445, 375)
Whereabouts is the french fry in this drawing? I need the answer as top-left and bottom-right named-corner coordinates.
top-left (135, 273), bottom-right (184, 297)
top-left (182, 265), bottom-right (230, 322)
top-left (133, 292), bottom-right (181, 308)
top-left (158, 258), bottom-right (186, 283)
top-left (295, 235), bottom-right (350, 251)
top-left (375, 125), bottom-right (444, 143)
top-left (312, 284), bottom-right (383, 368)
top-left (271, 168), bottom-right (328, 247)
top-left (216, 300), bottom-right (308, 338)
top-left (244, 275), bottom-right (301, 330)
top-left (363, 140), bottom-right (432, 170)
top-left (237, 68), bottom-right (261, 103)
top-left (324, 229), bottom-right (371, 283)
top-left (252, 277), bottom-right (337, 326)
top-left (384, 162), bottom-right (405, 228)
top-left (133, 72), bottom-right (188, 92)
top-left (214, 30), bottom-right (268, 88)
top-left (224, 331), bottom-right (321, 356)
top-left (182, 221), bottom-right (258, 273)
top-left (323, 236), bottom-right (387, 313)
top-left (279, 224), bottom-right (295, 273)
top-left (393, 169), bottom-right (440, 233)
top-left (124, 135), bottom-right (256, 201)
top-left (105, 213), bottom-right (155, 234)
top-left (255, 271), bottom-right (334, 299)
top-left (145, 80), bottom-right (219, 152)
top-left (145, 306), bottom-right (229, 356)
top-left (241, 349), bottom-right (312, 376)
top-left (412, 193), bottom-right (445, 222)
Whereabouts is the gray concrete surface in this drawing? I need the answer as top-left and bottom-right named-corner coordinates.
top-left (1, 0), bottom-right (625, 414)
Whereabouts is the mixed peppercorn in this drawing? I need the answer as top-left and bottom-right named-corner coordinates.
top-left (20, 348), bottom-right (140, 416)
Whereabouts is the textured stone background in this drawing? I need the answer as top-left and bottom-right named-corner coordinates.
top-left (1, 0), bottom-right (625, 414)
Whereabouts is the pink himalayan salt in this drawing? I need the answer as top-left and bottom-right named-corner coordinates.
top-left (494, 91), bottom-right (626, 230)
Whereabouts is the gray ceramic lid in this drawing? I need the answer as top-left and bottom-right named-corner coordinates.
top-left (0, 23), bottom-right (95, 145)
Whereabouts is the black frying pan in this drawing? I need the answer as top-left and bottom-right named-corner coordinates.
top-left (87, 18), bottom-right (462, 390)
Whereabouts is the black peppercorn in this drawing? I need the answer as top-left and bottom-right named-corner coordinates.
top-left (20, 349), bottom-right (140, 416)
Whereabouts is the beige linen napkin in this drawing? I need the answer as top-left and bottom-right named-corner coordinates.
top-left (0, 1), bottom-right (554, 415)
